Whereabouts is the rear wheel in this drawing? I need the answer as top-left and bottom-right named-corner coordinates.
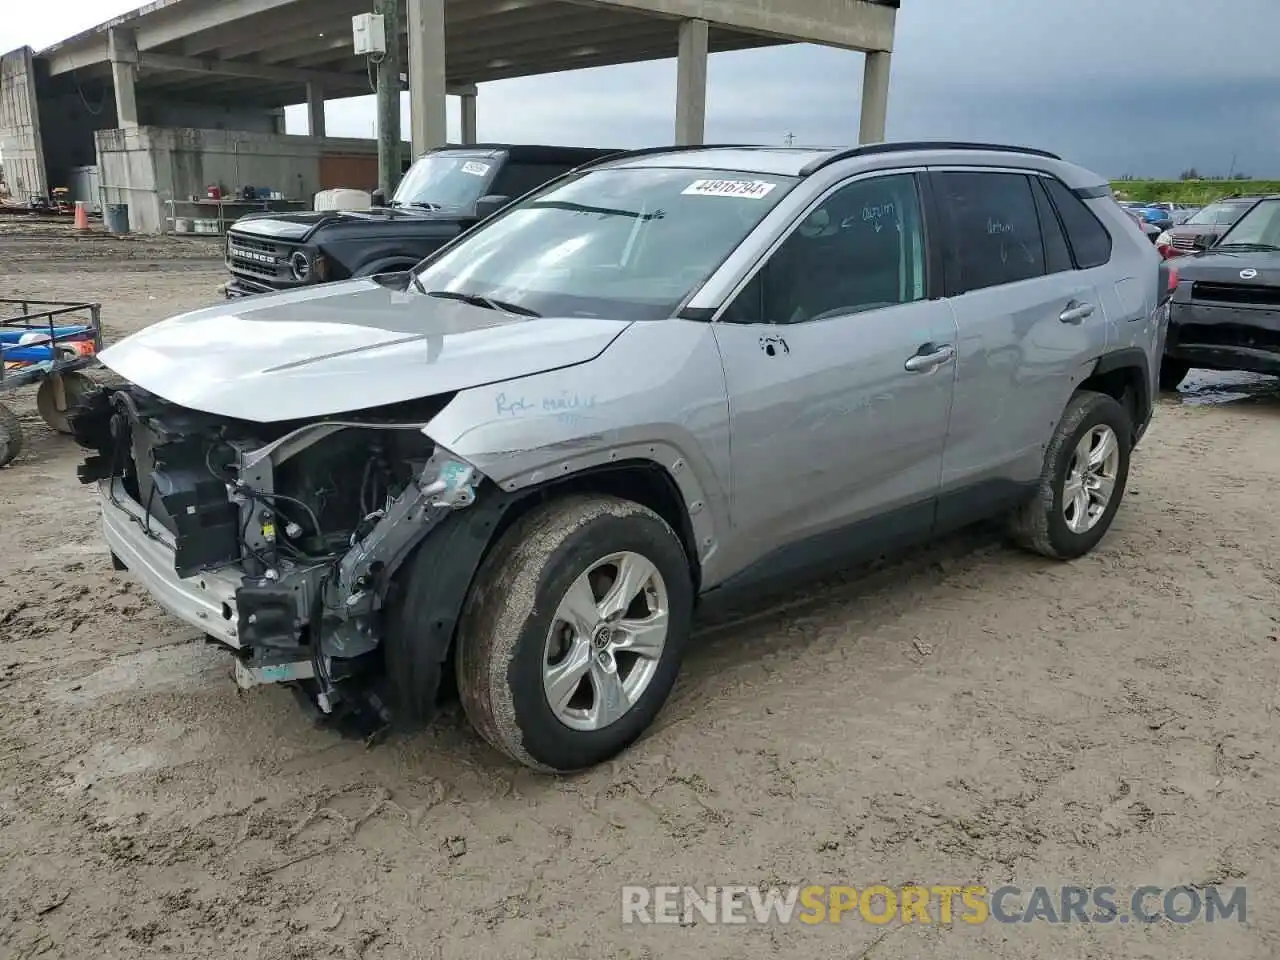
top-left (455, 494), bottom-right (693, 772)
top-left (1158, 358), bottom-right (1190, 392)
top-left (1010, 390), bottom-right (1132, 560)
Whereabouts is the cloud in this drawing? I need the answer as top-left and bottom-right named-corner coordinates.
top-left (7, 0), bottom-right (1279, 179)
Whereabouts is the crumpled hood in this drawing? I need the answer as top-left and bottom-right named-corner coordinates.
top-left (98, 279), bottom-right (632, 423)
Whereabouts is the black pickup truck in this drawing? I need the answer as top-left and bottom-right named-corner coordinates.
top-left (223, 143), bottom-right (618, 298)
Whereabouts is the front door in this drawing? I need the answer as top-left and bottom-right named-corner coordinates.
top-left (711, 172), bottom-right (958, 577)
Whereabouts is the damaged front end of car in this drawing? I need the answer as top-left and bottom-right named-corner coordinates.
top-left (70, 383), bottom-right (486, 727)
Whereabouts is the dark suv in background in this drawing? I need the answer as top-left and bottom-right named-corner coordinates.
top-left (224, 144), bottom-right (618, 298)
top-left (1156, 195), bottom-right (1263, 258)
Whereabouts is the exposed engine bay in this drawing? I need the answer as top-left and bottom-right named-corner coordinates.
top-left (71, 383), bottom-right (480, 727)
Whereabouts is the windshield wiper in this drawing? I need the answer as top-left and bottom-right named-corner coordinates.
top-left (422, 289), bottom-right (541, 317)
top-left (528, 199), bottom-right (664, 221)
top-left (1215, 242), bottom-right (1280, 252)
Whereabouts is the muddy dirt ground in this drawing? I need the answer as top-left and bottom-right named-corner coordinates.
top-left (1, 223), bottom-right (1278, 959)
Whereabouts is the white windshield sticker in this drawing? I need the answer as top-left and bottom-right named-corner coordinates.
top-left (682, 179), bottom-right (778, 200)
top-left (461, 161), bottom-right (491, 176)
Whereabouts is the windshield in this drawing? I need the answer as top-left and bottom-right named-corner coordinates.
top-left (411, 166), bottom-right (798, 321)
top-left (1186, 201), bottom-right (1250, 226)
top-left (390, 154), bottom-right (498, 211)
top-left (1216, 199), bottom-right (1280, 248)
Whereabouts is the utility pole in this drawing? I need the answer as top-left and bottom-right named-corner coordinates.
top-left (783, 131), bottom-right (796, 147)
top-left (376, 0), bottom-right (403, 197)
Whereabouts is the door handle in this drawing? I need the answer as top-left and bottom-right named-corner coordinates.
top-left (1059, 300), bottom-right (1096, 324)
top-left (904, 343), bottom-right (955, 373)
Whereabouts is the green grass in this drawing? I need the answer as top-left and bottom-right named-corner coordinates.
top-left (1110, 180), bottom-right (1280, 205)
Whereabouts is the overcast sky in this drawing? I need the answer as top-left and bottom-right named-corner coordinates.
top-left (4, 0), bottom-right (1276, 179)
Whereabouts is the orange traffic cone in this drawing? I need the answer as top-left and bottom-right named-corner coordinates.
top-left (74, 201), bottom-right (89, 231)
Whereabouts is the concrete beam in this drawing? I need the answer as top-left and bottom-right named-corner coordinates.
top-left (460, 92), bottom-right (478, 145)
top-left (135, 52), bottom-right (372, 97)
top-left (306, 81), bottom-right (326, 137)
top-left (674, 19), bottom-right (708, 146)
top-left (108, 28), bottom-right (140, 127)
top-left (567, 0), bottom-right (896, 52)
top-left (408, 0), bottom-right (449, 156)
top-left (859, 50), bottom-right (890, 144)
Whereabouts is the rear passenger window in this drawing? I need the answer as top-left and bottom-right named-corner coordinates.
top-left (1031, 177), bottom-right (1073, 274)
top-left (934, 172), bottom-right (1044, 293)
top-left (1042, 177), bottom-right (1113, 269)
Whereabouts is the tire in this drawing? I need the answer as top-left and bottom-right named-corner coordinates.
top-left (1158, 358), bottom-right (1190, 392)
top-left (0, 405), bottom-right (23, 467)
top-left (36, 371), bottom-right (97, 434)
top-left (1010, 390), bottom-right (1132, 560)
top-left (455, 494), bottom-right (693, 772)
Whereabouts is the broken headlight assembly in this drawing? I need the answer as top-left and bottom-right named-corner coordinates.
top-left (74, 385), bottom-right (478, 718)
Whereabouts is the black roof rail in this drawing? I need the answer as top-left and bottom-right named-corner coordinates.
top-left (799, 141), bottom-right (1062, 176)
top-left (572, 143), bottom-right (766, 172)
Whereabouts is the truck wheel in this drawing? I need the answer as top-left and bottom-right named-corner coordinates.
top-left (455, 494), bottom-right (693, 772)
top-left (1010, 390), bottom-right (1132, 560)
top-left (1158, 359), bottom-right (1190, 392)
top-left (0, 405), bottom-right (23, 467)
top-left (37, 371), bottom-right (96, 434)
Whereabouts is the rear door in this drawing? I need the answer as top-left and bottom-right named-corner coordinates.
top-left (711, 171), bottom-right (957, 569)
top-left (929, 169), bottom-right (1106, 513)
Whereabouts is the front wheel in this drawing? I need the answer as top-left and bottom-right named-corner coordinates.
top-left (1010, 390), bottom-right (1132, 560)
top-left (455, 494), bottom-right (693, 772)
top-left (1158, 358), bottom-right (1190, 392)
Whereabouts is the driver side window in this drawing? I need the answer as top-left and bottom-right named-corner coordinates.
top-left (724, 173), bottom-right (927, 324)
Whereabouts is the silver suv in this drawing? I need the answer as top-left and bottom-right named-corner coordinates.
top-left (74, 142), bottom-right (1164, 772)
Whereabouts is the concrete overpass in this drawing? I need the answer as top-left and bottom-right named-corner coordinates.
top-left (37, 0), bottom-right (899, 150)
top-left (2, 0), bottom-right (899, 231)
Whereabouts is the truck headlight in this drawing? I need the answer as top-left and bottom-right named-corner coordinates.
top-left (289, 251), bottom-right (312, 282)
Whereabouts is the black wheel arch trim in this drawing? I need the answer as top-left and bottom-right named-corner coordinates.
top-left (1088, 347), bottom-right (1152, 430)
top-left (355, 256), bottom-right (426, 277)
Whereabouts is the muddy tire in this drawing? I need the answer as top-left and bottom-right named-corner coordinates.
top-left (0, 405), bottom-right (23, 467)
top-left (455, 494), bottom-right (693, 772)
top-left (36, 371), bottom-right (97, 434)
top-left (1158, 358), bottom-right (1190, 392)
top-left (1010, 390), bottom-right (1132, 560)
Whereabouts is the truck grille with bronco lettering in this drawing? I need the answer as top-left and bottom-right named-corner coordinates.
top-left (227, 233), bottom-right (296, 284)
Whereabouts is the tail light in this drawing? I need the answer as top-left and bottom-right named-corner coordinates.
top-left (1158, 263), bottom-right (1178, 303)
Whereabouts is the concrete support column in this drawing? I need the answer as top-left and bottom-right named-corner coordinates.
top-left (107, 27), bottom-right (139, 127)
top-left (859, 50), bottom-right (891, 145)
top-left (460, 91), bottom-right (478, 145)
top-left (408, 0), bottom-right (448, 156)
top-left (306, 82), bottom-right (326, 138)
top-left (674, 18), bottom-right (708, 146)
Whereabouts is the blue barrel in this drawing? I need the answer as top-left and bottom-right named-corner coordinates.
top-left (104, 202), bottom-right (130, 234)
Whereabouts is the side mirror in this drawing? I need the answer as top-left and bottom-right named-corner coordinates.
top-left (370, 188), bottom-right (387, 208)
top-left (475, 194), bottom-right (512, 220)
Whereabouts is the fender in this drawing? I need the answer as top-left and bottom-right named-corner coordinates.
top-left (422, 317), bottom-right (737, 582)
top-left (354, 256), bottom-right (425, 278)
